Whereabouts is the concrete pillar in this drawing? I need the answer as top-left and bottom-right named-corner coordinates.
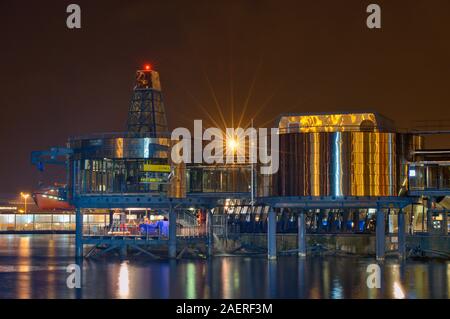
top-left (268, 208), bottom-right (277, 260)
top-left (207, 209), bottom-right (214, 257)
top-left (75, 207), bottom-right (83, 258)
top-left (376, 208), bottom-right (385, 261)
top-left (398, 208), bottom-right (406, 260)
top-left (168, 206), bottom-right (177, 259)
top-left (298, 210), bottom-right (306, 257)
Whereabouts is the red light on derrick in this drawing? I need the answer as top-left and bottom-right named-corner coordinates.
top-left (144, 64), bottom-right (151, 71)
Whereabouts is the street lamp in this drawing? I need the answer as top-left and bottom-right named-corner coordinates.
top-left (20, 192), bottom-right (30, 213)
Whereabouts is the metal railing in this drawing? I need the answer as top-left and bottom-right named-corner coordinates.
top-left (83, 224), bottom-right (141, 237)
top-left (82, 222), bottom-right (207, 238)
top-left (177, 224), bottom-right (206, 237)
top-left (68, 131), bottom-right (172, 141)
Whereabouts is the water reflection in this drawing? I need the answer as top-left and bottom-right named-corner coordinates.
top-left (268, 260), bottom-right (277, 298)
top-left (448, 264), bottom-right (450, 298)
top-left (186, 263), bottom-right (197, 299)
top-left (18, 236), bottom-right (31, 299)
top-left (297, 258), bottom-right (307, 298)
top-left (331, 279), bottom-right (343, 299)
top-left (118, 261), bottom-right (129, 298)
top-left (0, 235), bottom-right (448, 299)
top-left (393, 282), bottom-right (405, 299)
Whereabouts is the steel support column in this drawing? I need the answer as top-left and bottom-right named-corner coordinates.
top-left (398, 208), bottom-right (406, 260)
top-left (342, 209), bottom-right (350, 232)
top-left (75, 207), bottom-right (83, 258)
top-left (376, 208), bottom-right (385, 261)
top-left (353, 209), bottom-right (360, 232)
top-left (168, 206), bottom-right (177, 259)
top-left (207, 209), bottom-right (214, 257)
top-left (119, 245), bottom-right (127, 259)
top-left (427, 198), bottom-right (433, 233)
top-left (298, 210), bottom-right (306, 257)
top-left (268, 208), bottom-right (277, 260)
top-left (443, 211), bottom-right (448, 236)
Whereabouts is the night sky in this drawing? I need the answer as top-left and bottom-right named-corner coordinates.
top-left (0, 0), bottom-right (449, 194)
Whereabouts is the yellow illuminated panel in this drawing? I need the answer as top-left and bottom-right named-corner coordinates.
top-left (311, 133), bottom-right (320, 196)
top-left (115, 138), bottom-right (123, 158)
top-left (143, 164), bottom-right (171, 172)
top-left (140, 177), bottom-right (165, 183)
top-left (279, 113), bottom-right (378, 133)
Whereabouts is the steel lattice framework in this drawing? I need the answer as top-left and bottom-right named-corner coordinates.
top-left (127, 68), bottom-right (168, 135)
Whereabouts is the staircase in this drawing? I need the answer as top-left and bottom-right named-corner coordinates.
top-left (177, 210), bottom-right (198, 227)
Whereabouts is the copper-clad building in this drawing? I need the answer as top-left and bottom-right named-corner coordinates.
top-left (273, 112), bottom-right (423, 197)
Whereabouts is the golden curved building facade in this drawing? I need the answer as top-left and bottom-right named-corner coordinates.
top-left (274, 113), bottom-right (422, 197)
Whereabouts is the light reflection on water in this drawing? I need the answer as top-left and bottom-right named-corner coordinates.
top-left (118, 261), bottom-right (129, 298)
top-left (393, 282), bottom-right (405, 299)
top-left (0, 235), bottom-right (448, 299)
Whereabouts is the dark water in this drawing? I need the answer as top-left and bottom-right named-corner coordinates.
top-left (0, 234), bottom-right (448, 299)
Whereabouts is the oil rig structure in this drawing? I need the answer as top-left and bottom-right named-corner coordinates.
top-left (31, 65), bottom-right (450, 260)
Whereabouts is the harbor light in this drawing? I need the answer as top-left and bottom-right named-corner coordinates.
top-left (227, 137), bottom-right (239, 153)
top-left (20, 192), bottom-right (30, 213)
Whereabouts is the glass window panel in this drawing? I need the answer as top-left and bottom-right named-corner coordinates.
top-left (35, 214), bottom-right (52, 223)
top-left (409, 166), bottom-right (425, 190)
top-left (16, 214), bottom-right (34, 230)
top-left (426, 166), bottom-right (439, 189)
top-left (0, 215), bottom-right (15, 230)
top-left (441, 165), bottom-right (450, 189)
